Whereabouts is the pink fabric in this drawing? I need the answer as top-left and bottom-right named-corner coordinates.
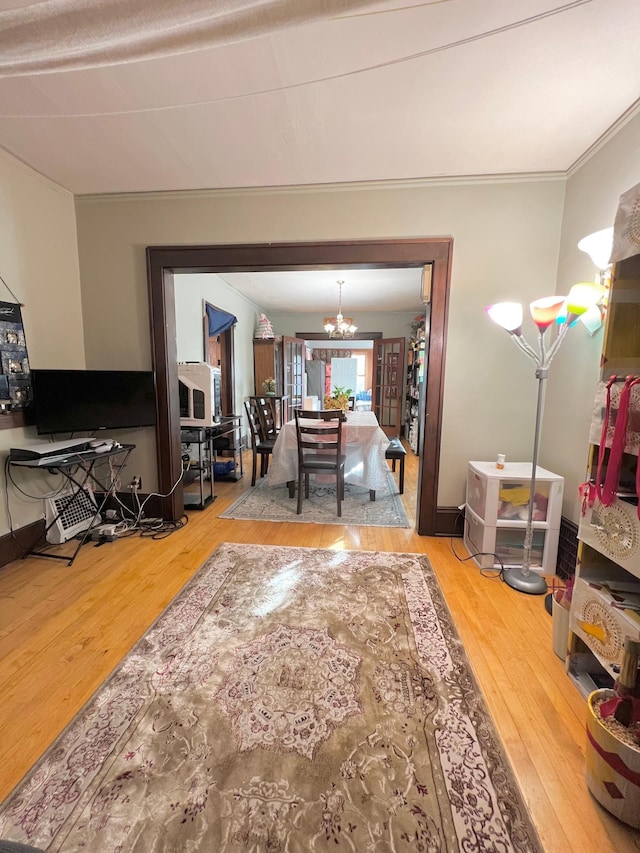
top-left (599, 694), bottom-right (640, 725)
top-left (601, 375), bottom-right (640, 506)
top-left (593, 375), bottom-right (618, 506)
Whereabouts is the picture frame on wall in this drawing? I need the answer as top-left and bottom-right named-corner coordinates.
top-left (0, 301), bottom-right (31, 410)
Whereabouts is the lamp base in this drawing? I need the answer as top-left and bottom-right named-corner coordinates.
top-left (503, 567), bottom-right (547, 595)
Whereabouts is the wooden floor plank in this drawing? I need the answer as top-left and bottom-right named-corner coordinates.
top-left (0, 449), bottom-right (639, 852)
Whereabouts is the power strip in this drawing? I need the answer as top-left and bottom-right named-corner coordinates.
top-left (90, 523), bottom-right (118, 541)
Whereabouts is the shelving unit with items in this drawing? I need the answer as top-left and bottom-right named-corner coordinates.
top-left (565, 254), bottom-right (640, 696)
top-left (405, 319), bottom-right (425, 453)
top-left (180, 427), bottom-right (215, 510)
top-left (464, 461), bottom-right (564, 573)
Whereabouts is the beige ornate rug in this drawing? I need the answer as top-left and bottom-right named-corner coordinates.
top-left (0, 544), bottom-right (542, 852)
top-left (220, 471), bottom-right (410, 527)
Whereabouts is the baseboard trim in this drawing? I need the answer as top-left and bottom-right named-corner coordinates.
top-left (0, 519), bottom-right (46, 569)
top-left (0, 491), bottom-right (169, 570)
top-left (435, 506), bottom-right (465, 537)
top-left (435, 508), bottom-right (579, 578)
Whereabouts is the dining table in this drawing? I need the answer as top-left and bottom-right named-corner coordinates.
top-left (267, 410), bottom-right (391, 493)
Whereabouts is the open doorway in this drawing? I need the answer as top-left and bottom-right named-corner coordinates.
top-left (203, 301), bottom-right (235, 416)
top-left (146, 238), bottom-right (453, 534)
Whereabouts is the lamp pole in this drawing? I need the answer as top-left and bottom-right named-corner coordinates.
top-left (486, 283), bottom-right (605, 595)
top-left (504, 362), bottom-right (548, 594)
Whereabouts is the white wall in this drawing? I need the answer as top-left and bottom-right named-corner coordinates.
top-left (269, 310), bottom-right (417, 341)
top-left (542, 112), bottom-right (640, 522)
top-left (0, 149), bottom-right (86, 536)
top-left (174, 272), bottom-right (261, 424)
top-left (2, 119), bottom-right (636, 542)
top-left (75, 178), bottom-right (565, 510)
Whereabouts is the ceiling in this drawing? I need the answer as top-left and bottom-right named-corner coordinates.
top-left (213, 268), bottom-right (428, 315)
top-left (1, 0), bottom-right (639, 197)
top-left (4, 1), bottom-right (639, 315)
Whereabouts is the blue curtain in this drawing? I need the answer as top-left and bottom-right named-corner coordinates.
top-left (206, 304), bottom-right (237, 337)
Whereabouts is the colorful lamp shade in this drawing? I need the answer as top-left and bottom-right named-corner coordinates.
top-left (565, 282), bottom-right (606, 317)
top-left (486, 302), bottom-right (523, 334)
top-left (529, 296), bottom-right (565, 331)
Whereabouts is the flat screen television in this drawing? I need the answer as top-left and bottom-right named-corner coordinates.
top-left (31, 369), bottom-right (157, 435)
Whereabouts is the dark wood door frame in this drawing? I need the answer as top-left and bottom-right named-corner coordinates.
top-left (146, 238), bottom-right (453, 534)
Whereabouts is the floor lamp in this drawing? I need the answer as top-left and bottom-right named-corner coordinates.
top-left (486, 283), bottom-right (605, 594)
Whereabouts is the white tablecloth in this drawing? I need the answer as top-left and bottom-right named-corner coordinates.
top-left (267, 411), bottom-right (390, 491)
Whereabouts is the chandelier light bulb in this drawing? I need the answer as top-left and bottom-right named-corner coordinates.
top-left (325, 280), bottom-right (357, 338)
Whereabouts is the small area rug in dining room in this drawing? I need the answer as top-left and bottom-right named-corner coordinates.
top-left (0, 544), bottom-right (542, 852)
top-left (219, 470), bottom-right (410, 527)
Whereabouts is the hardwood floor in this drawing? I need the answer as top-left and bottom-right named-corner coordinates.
top-left (0, 446), bottom-right (638, 852)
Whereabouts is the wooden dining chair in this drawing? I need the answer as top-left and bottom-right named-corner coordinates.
top-left (256, 396), bottom-right (279, 440)
top-left (244, 399), bottom-right (277, 487)
top-left (294, 409), bottom-right (346, 516)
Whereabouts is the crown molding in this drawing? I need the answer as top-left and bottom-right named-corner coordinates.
top-left (77, 171), bottom-right (566, 203)
top-left (567, 97), bottom-right (640, 177)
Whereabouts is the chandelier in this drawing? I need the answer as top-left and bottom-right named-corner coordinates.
top-left (323, 280), bottom-right (357, 338)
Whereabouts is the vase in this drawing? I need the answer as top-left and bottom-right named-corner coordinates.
top-left (585, 688), bottom-right (640, 828)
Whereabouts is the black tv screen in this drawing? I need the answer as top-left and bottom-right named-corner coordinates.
top-left (31, 369), bottom-right (157, 435)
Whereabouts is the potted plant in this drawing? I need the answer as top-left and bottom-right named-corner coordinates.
top-left (262, 377), bottom-right (276, 395)
top-left (324, 386), bottom-right (352, 415)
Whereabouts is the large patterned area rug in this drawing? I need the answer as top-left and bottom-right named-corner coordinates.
top-left (220, 471), bottom-right (410, 527)
top-left (0, 544), bottom-right (542, 852)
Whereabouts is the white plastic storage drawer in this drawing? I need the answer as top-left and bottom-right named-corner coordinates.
top-left (466, 461), bottom-right (563, 526)
top-left (464, 505), bottom-right (558, 573)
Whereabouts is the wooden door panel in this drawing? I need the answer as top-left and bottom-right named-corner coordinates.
top-left (372, 337), bottom-right (406, 437)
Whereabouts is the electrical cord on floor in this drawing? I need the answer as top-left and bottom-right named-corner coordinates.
top-left (95, 461), bottom-right (191, 540)
top-left (139, 514), bottom-right (189, 539)
top-left (450, 506), bottom-right (505, 582)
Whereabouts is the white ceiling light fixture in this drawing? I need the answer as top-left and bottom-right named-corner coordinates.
top-left (324, 280), bottom-right (358, 339)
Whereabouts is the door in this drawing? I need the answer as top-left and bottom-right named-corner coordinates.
top-left (283, 336), bottom-right (304, 411)
top-left (148, 237), bottom-right (453, 534)
top-left (372, 337), bottom-right (406, 437)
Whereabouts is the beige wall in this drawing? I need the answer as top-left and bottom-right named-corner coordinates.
top-left (75, 178), bottom-right (566, 507)
top-left (542, 112), bottom-right (640, 522)
top-left (0, 148), bottom-right (85, 535)
top-left (175, 273), bottom-right (261, 419)
top-left (269, 311), bottom-right (416, 341)
top-left (4, 112), bottom-right (639, 541)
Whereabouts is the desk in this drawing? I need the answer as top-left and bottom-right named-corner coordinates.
top-left (267, 411), bottom-right (390, 491)
top-left (9, 443), bottom-right (135, 565)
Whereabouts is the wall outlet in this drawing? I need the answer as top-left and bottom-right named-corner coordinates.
top-left (130, 475), bottom-right (142, 491)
